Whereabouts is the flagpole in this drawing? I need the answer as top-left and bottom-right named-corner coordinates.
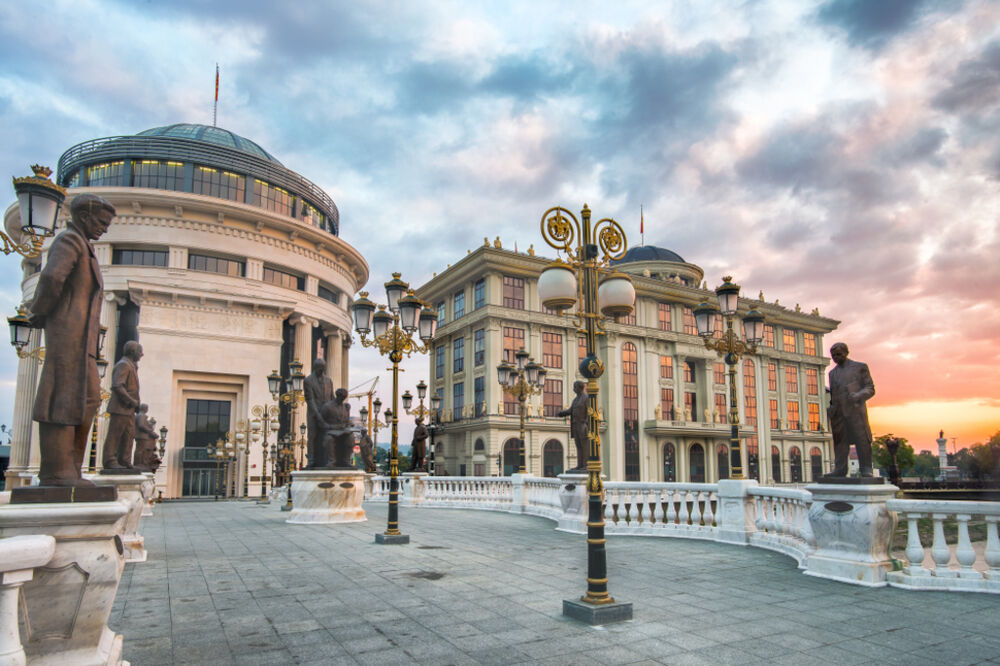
top-left (214, 64), bottom-right (219, 127)
top-left (640, 205), bottom-right (644, 247)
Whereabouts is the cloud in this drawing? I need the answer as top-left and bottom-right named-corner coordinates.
top-left (931, 39), bottom-right (1000, 112)
top-left (816, 0), bottom-right (960, 50)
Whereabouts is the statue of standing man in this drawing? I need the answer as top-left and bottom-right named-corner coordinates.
top-left (303, 357), bottom-right (334, 468)
top-left (320, 388), bottom-right (355, 468)
top-left (558, 380), bottom-right (589, 471)
top-left (102, 340), bottom-right (143, 472)
top-left (826, 342), bottom-right (876, 478)
top-left (29, 194), bottom-right (114, 487)
top-left (410, 418), bottom-right (428, 472)
top-left (132, 404), bottom-right (159, 472)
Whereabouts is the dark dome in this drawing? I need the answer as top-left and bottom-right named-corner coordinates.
top-left (137, 123), bottom-right (282, 165)
top-left (613, 245), bottom-right (685, 265)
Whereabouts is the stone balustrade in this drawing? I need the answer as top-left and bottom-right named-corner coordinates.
top-left (0, 535), bottom-right (55, 666)
top-left (603, 482), bottom-right (719, 537)
top-left (886, 499), bottom-right (1000, 592)
top-left (748, 485), bottom-right (816, 565)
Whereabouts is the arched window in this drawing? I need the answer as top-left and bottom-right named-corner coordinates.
top-left (502, 438), bottom-right (520, 476)
top-left (717, 444), bottom-right (729, 480)
top-left (789, 446), bottom-right (803, 483)
top-left (622, 342), bottom-right (640, 481)
top-left (474, 438), bottom-right (485, 452)
top-left (690, 443), bottom-right (705, 483)
top-left (810, 447), bottom-right (823, 481)
top-left (742, 358), bottom-right (759, 481)
top-left (771, 445), bottom-right (782, 483)
top-left (543, 440), bottom-right (563, 478)
top-left (663, 442), bottom-right (676, 481)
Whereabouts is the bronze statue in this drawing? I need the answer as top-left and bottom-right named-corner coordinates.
top-left (827, 342), bottom-right (876, 477)
top-left (102, 340), bottom-right (143, 472)
top-left (303, 357), bottom-right (334, 468)
top-left (411, 417), bottom-right (428, 471)
top-left (132, 404), bottom-right (159, 472)
top-left (29, 194), bottom-right (114, 487)
top-left (557, 380), bottom-right (588, 471)
top-left (320, 388), bottom-right (356, 468)
top-left (359, 430), bottom-right (377, 473)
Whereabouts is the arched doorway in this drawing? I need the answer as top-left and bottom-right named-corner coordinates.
top-left (543, 440), bottom-right (563, 477)
top-left (689, 443), bottom-right (705, 483)
top-left (717, 444), bottom-right (729, 480)
top-left (771, 445), bottom-right (782, 483)
top-left (663, 442), bottom-right (676, 481)
top-left (810, 447), bottom-right (823, 481)
top-left (789, 446), bottom-right (803, 483)
top-left (502, 438), bottom-right (519, 476)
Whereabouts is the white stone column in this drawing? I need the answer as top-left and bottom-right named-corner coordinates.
top-left (6, 329), bottom-right (41, 488)
top-left (341, 335), bottom-right (350, 389)
top-left (324, 329), bottom-right (340, 382)
top-left (292, 316), bottom-right (312, 378)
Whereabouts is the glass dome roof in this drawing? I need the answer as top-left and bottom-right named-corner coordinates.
top-left (136, 123), bottom-right (282, 165)
top-left (613, 245), bottom-right (686, 265)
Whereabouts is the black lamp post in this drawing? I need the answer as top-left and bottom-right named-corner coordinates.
top-left (497, 349), bottom-right (546, 474)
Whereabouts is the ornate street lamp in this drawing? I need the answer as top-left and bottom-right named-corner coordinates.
top-left (537, 203), bottom-right (634, 624)
top-left (496, 349), bottom-right (546, 474)
top-left (268, 360), bottom-right (306, 509)
top-left (402, 379), bottom-right (432, 472)
top-left (353, 274), bottom-right (437, 544)
top-left (360, 400), bottom-right (390, 473)
top-left (428, 393), bottom-right (442, 476)
top-left (694, 276), bottom-right (765, 480)
top-left (230, 420), bottom-right (258, 499)
top-left (3, 165), bottom-right (64, 258)
top-left (250, 404), bottom-right (280, 502)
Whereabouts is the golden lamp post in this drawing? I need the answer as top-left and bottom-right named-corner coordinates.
top-left (694, 277), bottom-right (765, 479)
top-left (1, 165), bottom-right (64, 259)
top-left (267, 361), bottom-right (305, 511)
top-left (352, 274), bottom-right (438, 544)
top-left (401, 380), bottom-right (435, 471)
top-left (536, 204), bottom-right (635, 625)
top-left (496, 349), bottom-right (546, 474)
top-left (251, 404), bottom-right (280, 502)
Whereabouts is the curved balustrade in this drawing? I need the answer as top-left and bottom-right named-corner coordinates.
top-left (421, 476), bottom-right (514, 511)
top-left (522, 477), bottom-right (562, 520)
top-left (886, 499), bottom-right (1000, 592)
top-left (603, 483), bottom-right (719, 538)
top-left (747, 486), bottom-right (816, 565)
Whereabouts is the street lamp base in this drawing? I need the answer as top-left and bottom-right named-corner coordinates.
top-left (562, 598), bottom-right (633, 625)
top-left (375, 532), bottom-right (410, 545)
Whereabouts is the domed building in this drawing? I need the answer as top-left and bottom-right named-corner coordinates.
top-left (416, 239), bottom-right (839, 484)
top-left (4, 124), bottom-right (368, 498)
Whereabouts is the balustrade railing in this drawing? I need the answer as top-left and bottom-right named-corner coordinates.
top-left (747, 486), bottom-right (815, 564)
top-left (604, 483), bottom-right (718, 537)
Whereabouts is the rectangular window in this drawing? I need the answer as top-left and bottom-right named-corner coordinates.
top-left (254, 179), bottom-right (293, 216)
top-left (318, 284), bottom-right (340, 306)
top-left (542, 332), bottom-right (563, 369)
top-left (193, 166), bottom-right (246, 202)
top-left (453, 382), bottom-right (464, 421)
top-left (453, 337), bottom-right (464, 373)
top-left (714, 362), bottom-right (726, 384)
top-left (474, 463), bottom-right (485, 476)
top-left (502, 276), bottom-right (524, 309)
top-left (712, 314), bottom-right (723, 338)
top-left (436, 301), bottom-right (446, 324)
top-left (453, 290), bottom-right (465, 319)
top-left (684, 361), bottom-right (695, 384)
top-left (769, 399), bottom-right (780, 429)
top-left (543, 379), bottom-right (563, 417)
top-left (660, 388), bottom-right (674, 420)
top-left (184, 399), bottom-right (232, 448)
top-left (263, 266), bottom-right (304, 290)
top-left (683, 306), bottom-right (697, 335)
top-left (619, 310), bottom-right (636, 326)
top-left (86, 161), bottom-right (125, 187)
top-left (783, 328), bottom-right (797, 353)
top-left (133, 160), bottom-right (185, 191)
top-left (659, 355), bottom-right (673, 379)
top-left (763, 325), bottom-right (776, 348)
top-left (504, 389), bottom-right (518, 415)
top-left (299, 200), bottom-right (324, 227)
top-left (502, 326), bottom-right (524, 363)
top-left (743, 360), bottom-right (758, 427)
top-left (808, 402), bottom-right (821, 431)
top-left (474, 329), bottom-right (485, 367)
top-left (803, 332), bottom-right (817, 356)
top-left (474, 377), bottom-right (485, 417)
top-left (658, 303), bottom-right (672, 331)
top-left (767, 363), bottom-right (777, 391)
top-left (188, 253), bottom-right (245, 277)
top-left (787, 400), bottom-right (800, 430)
top-left (578, 336), bottom-right (587, 364)
top-left (685, 391), bottom-right (697, 421)
top-left (112, 248), bottom-right (168, 267)
top-left (785, 365), bottom-right (798, 393)
top-left (435, 345), bottom-right (444, 379)
top-left (715, 393), bottom-right (728, 423)
top-left (474, 279), bottom-right (486, 309)
top-left (806, 368), bottom-right (819, 395)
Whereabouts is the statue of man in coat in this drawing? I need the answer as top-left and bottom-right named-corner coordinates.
top-left (303, 357), bottom-right (334, 468)
top-left (132, 404), bottom-right (160, 472)
top-left (102, 340), bottom-right (143, 472)
top-left (557, 380), bottom-right (589, 471)
top-left (29, 193), bottom-right (114, 487)
top-left (826, 342), bottom-right (876, 478)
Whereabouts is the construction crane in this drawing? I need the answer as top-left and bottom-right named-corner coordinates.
top-left (348, 376), bottom-right (379, 440)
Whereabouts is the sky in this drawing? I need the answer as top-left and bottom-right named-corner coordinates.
top-left (0, 0), bottom-right (997, 454)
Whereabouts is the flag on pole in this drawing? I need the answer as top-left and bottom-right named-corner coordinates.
top-left (215, 64), bottom-right (219, 102)
top-left (640, 205), bottom-right (644, 246)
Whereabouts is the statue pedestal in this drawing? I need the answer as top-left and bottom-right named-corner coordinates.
top-left (140, 473), bottom-right (155, 517)
top-left (804, 482), bottom-right (898, 586)
top-left (286, 470), bottom-right (366, 524)
top-left (87, 474), bottom-right (148, 563)
top-left (401, 472), bottom-right (428, 506)
top-left (556, 473), bottom-right (588, 534)
top-left (0, 501), bottom-right (129, 666)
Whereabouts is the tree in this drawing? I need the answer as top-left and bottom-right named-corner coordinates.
top-left (910, 451), bottom-right (940, 481)
top-left (872, 434), bottom-right (914, 475)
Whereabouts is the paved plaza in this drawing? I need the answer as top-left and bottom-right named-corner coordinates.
top-left (110, 500), bottom-right (1000, 665)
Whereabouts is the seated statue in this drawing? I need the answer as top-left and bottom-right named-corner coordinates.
top-left (320, 388), bottom-right (359, 468)
top-left (132, 404), bottom-right (160, 472)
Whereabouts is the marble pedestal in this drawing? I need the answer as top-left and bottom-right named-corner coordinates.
top-left (804, 482), bottom-right (898, 586)
top-left (139, 474), bottom-right (155, 518)
top-left (401, 472), bottom-right (428, 506)
top-left (286, 470), bottom-right (366, 524)
top-left (556, 473), bottom-right (587, 534)
top-left (0, 501), bottom-right (129, 666)
top-left (87, 474), bottom-right (148, 563)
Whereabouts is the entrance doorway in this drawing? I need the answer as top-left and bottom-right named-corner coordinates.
top-left (182, 399), bottom-right (231, 497)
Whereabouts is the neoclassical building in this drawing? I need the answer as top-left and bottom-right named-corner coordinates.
top-left (4, 124), bottom-right (368, 498)
top-left (417, 241), bottom-right (839, 484)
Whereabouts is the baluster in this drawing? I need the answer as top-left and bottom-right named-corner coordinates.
top-left (753, 496), bottom-right (765, 531)
top-left (651, 489), bottom-right (664, 527)
top-left (690, 490), bottom-right (703, 527)
top-left (931, 513), bottom-right (954, 575)
top-left (955, 514), bottom-right (980, 578)
top-left (678, 490), bottom-right (690, 525)
top-left (702, 491), bottom-right (715, 527)
top-left (664, 489), bottom-right (676, 525)
top-left (605, 488), bottom-right (616, 526)
top-left (903, 512), bottom-right (926, 574)
top-left (985, 517), bottom-right (1000, 574)
top-left (799, 500), bottom-right (815, 547)
top-left (773, 499), bottom-right (785, 536)
top-left (763, 497), bottom-right (775, 533)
